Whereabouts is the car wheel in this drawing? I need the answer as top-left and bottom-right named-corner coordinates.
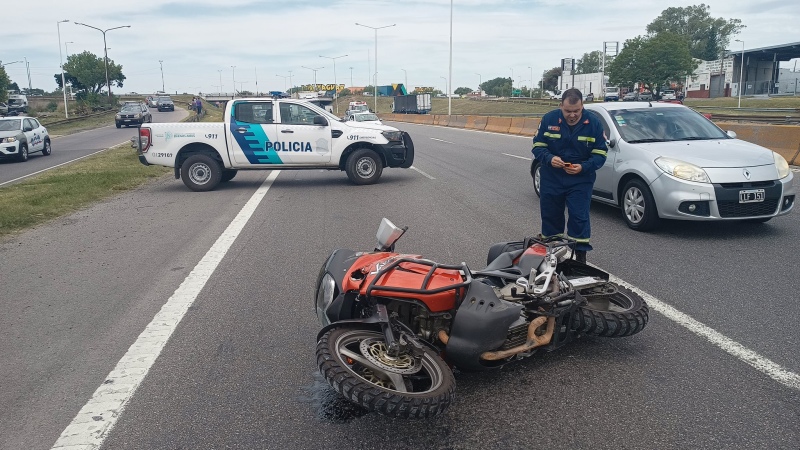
top-left (345, 148), bottom-right (383, 185)
top-left (621, 178), bottom-right (659, 231)
top-left (17, 144), bottom-right (29, 162)
top-left (180, 154), bottom-right (222, 192)
top-left (115, 122), bottom-right (121, 128)
top-left (42, 139), bottom-right (52, 156)
top-left (531, 162), bottom-right (542, 198)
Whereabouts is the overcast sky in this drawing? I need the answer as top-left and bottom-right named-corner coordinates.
top-left (3, 0), bottom-right (799, 95)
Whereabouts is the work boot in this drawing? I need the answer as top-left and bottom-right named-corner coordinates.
top-left (575, 250), bottom-right (587, 264)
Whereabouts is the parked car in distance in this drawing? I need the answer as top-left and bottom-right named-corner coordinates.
top-left (345, 112), bottom-right (382, 125)
top-left (146, 96), bottom-right (159, 108)
top-left (116, 104), bottom-right (152, 128)
top-left (0, 116), bottom-right (52, 162)
top-left (622, 92), bottom-right (638, 101)
top-left (529, 102), bottom-right (795, 231)
top-left (156, 97), bottom-right (175, 112)
top-left (661, 90), bottom-right (676, 100)
top-left (637, 91), bottom-right (653, 101)
top-left (584, 93), bottom-right (595, 102)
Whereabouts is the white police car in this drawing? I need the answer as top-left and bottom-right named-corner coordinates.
top-left (0, 117), bottom-right (52, 162)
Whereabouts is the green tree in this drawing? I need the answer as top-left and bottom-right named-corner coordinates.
top-left (480, 77), bottom-right (512, 97)
top-left (608, 33), bottom-right (698, 96)
top-left (53, 72), bottom-right (88, 92)
top-left (646, 4), bottom-right (744, 60)
top-left (576, 51), bottom-right (603, 74)
top-left (454, 86), bottom-right (472, 96)
top-left (338, 88), bottom-right (351, 96)
top-left (542, 67), bottom-right (561, 92)
top-left (0, 66), bottom-right (9, 102)
top-left (62, 51), bottom-right (126, 94)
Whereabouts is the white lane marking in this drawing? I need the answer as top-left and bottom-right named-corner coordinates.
top-left (410, 165), bottom-right (436, 180)
top-left (0, 140), bottom-right (130, 187)
top-left (430, 137), bottom-right (455, 144)
top-left (609, 274), bottom-right (800, 391)
top-left (503, 153), bottom-right (532, 161)
top-left (51, 171), bottom-right (281, 449)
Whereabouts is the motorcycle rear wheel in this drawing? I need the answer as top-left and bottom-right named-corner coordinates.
top-left (574, 285), bottom-right (649, 337)
top-left (317, 326), bottom-right (455, 419)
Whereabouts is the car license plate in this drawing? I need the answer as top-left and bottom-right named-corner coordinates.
top-left (739, 189), bottom-right (765, 203)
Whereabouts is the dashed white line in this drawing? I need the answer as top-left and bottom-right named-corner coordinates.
top-left (502, 153), bottom-right (532, 161)
top-left (609, 274), bottom-right (800, 391)
top-left (430, 137), bottom-right (455, 144)
top-left (51, 171), bottom-right (281, 450)
top-left (411, 165), bottom-right (436, 179)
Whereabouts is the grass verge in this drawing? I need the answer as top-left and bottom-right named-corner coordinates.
top-left (0, 145), bottom-right (170, 239)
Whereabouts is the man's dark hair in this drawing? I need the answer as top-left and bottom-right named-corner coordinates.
top-left (561, 88), bottom-right (583, 104)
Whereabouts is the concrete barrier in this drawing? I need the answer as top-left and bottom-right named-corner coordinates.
top-left (717, 123), bottom-right (800, 165)
top-left (519, 118), bottom-right (540, 137)
top-left (466, 115), bottom-right (487, 131)
top-left (508, 118), bottom-right (527, 135)
top-left (449, 115), bottom-right (467, 128)
top-left (435, 115), bottom-right (450, 127)
top-left (485, 117), bottom-right (512, 134)
top-left (418, 115), bottom-right (435, 125)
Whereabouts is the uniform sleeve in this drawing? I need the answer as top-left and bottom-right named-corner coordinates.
top-left (581, 121), bottom-right (608, 174)
top-left (531, 119), bottom-right (553, 165)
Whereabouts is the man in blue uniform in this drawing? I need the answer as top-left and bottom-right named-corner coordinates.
top-left (532, 88), bottom-right (607, 263)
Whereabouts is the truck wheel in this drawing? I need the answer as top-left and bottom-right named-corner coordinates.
top-left (181, 154), bottom-right (222, 192)
top-left (345, 148), bottom-right (383, 185)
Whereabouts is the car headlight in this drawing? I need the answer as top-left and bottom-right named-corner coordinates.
top-left (115, 114), bottom-right (121, 119)
top-left (655, 157), bottom-right (710, 183)
top-left (134, 113), bottom-right (141, 119)
top-left (1, 136), bottom-right (17, 143)
top-left (774, 152), bottom-right (790, 179)
top-left (382, 130), bottom-right (403, 142)
top-left (315, 273), bottom-right (337, 327)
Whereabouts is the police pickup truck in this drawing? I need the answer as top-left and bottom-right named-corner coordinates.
top-left (136, 98), bottom-right (414, 191)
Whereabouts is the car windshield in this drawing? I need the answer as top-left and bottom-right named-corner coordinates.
top-left (354, 113), bottom-right (379, 122)
top-left (158, 98), bottom-right (172, 103)
top-left (0, 119), bottom-right (22, 131)
top-left (120, 107), bottom-right (139, 113)
top-left (612, 107), bottom-right (729, 143)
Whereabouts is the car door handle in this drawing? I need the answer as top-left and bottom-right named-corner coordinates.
top-left (281, 129), bottom-right (294, 133)
top-left (236, 127), bottom-right (247, 133)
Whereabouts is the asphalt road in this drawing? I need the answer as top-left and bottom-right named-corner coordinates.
top-left (0, 121), bottom-right (798, 450)
top-left (0, 108), bottom-right (188, 186)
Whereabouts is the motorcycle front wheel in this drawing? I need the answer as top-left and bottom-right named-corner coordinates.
top-left (574, 285), bottom-right (649, 338)
top-left (316, 326), bottom-right (455, 419)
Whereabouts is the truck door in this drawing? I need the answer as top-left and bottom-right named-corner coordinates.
top-left (227, 100), bottom-right (282, 166)
top-left (275, 102), bottom-right (332, 164)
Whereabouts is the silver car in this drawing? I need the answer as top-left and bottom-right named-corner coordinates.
top-left (531, 102), bottom-right (795, 231)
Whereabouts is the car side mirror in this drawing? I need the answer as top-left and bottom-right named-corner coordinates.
top-left (23, 126), bottom-right (33, 132)
top-left (607, 138), bottom-right (617, 148)
top-left (726, 130), bottom-right (737, 139)
top-left (313, 115), bottom-right (328, 126)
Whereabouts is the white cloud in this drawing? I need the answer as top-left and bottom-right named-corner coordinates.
top-left (3, 0), bottom-right (798, 94)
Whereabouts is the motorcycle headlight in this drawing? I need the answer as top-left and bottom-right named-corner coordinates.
top-left (774, 152), bottom-right (790, 179)
top-left (1, 136), bottom-right (17, 143)
top-left (382, 130), bottom-right (403, 142)
top-left (655, 157), bottom-right (710, 183)
top-left (315, 273), bottom-right (337, 327)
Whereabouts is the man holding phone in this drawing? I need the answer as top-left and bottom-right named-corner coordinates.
top-left (531, 88), bottom-right (608, 263)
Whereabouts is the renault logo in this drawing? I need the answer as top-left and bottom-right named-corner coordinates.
top-left (743, 169), bottom-right (751, 180)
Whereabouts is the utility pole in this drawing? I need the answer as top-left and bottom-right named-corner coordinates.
top-left (218, 69), bottom-right (223, 94)
top-left (57, 19), bottom-right (70, 118)
top-left (159, 60), bottom-right (165, 92)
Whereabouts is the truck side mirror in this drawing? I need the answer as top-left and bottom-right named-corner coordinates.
top-left (313, 115), bottom-right (328, 126)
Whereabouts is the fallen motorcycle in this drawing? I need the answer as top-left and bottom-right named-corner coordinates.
top-left (314, 219), bottom-right (649, 419)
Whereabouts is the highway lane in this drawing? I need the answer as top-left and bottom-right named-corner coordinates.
top-left (0, 121), bottom-right (797, 449)
top-left (0, 108), bottom-right (188, 186)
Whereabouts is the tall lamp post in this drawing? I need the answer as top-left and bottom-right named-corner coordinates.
top-left (57, 19), bottom-right (70, 118)
top-left (74, 22), bottom-right (130, 103)
top-left (320, 54), bottom-right (347, 113)
top-left (217, 69), bottom-right (223, 95)
top-left (276, 74), bottom-right (288, 91)
top-left (735, 39), bottom-right (745, 108)
top-left (64, 41), bottom-right (74, 58)
top-left (528, 66), bottom-right (533, 98)
top-left (231, 65), bottom-right (236, 99)
top-left (475, 73), bottom-right (481, 96)
top-left (440, 76), bottom-right (448, 99)
top-left (159, 60), bottom-right (165, 93)
top-left (355, 22), bottom-right (396, 113)
top-left (301, 65), bottom-right (324, 94)
top-left (447, 0), bottom-right (453, 115)
top-left (401, 69), bottom-right (407, 92)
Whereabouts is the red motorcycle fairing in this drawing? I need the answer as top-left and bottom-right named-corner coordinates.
top-left (342, 252), bottom-right (464, 313)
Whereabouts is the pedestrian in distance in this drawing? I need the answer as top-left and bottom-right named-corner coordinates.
top-left (194, 97), bottom-right (202, 116)
top-left (531, 88), bottom-right (608, 263)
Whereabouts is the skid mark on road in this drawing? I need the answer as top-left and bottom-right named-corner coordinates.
top-left (51, 171), bottom-right (281, 449)
top-left (609, 274), bottom-right (800, 391)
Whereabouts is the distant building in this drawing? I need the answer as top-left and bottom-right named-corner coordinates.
top-left (778, 68), bottom-right (800, 94)
top-left (685, 57), bottom-right (734, 98)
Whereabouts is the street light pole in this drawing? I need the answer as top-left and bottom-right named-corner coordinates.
top-left (528, 66), bottom-right (533, 98)
top-left (510, 68), bottom-right (514, 98)
top-left (440, 76), bottom-right (448, 99)
top-left (475, 73), bottom-right (481, 96)
top-left (159, 60), bottom-right (165, 93)
top-left (231, 65), bottom-right (236, 99)
top-left (320, 54), bottom-right (347, 113)
top-left (735, 39), bottom-right (745, 108)
top-left (355, 22), bottom-right (396, 113)
top-left (276, 74), bottom-right (288, 91)
top-left (218, 69), bottom-right (223, 95)
top-left (289, 70), bottom-right (293, 97)
top-left (57, 19), bottom-right (69, 118)
top-left (301, 65), bottom-right (324, 95)
top-left (74, 22), bottom-right (130, 103)
top-left (401, 69), bottom-right (407, 92)
top-left (448, 0), bottom-right (453, 115)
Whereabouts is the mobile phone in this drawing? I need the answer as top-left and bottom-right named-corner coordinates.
top-left (564, 163), bottom-right (572, 167)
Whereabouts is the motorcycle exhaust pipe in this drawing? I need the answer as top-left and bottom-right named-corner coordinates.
top-left (479, 316), bottom-right (556, 361)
